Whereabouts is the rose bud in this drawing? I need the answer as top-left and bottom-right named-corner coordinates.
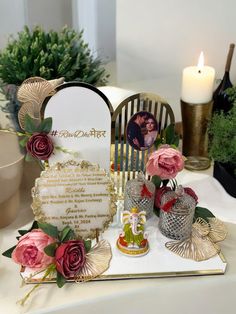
top-left (26, 133), bottom-right (54, 160)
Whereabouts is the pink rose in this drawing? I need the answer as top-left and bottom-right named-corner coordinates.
top-left (12, 229), bottom-right (55, 269)
top-left (26, 133), bottom-right (54, 160)
top-left (146, 145), bottom-right (184, 179)
top-left (55, 240), bottom-right (86, 279)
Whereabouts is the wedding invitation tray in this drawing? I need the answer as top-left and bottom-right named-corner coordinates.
top-left (21, 209), bottom-right (227, 284)
top-left (15, 79), bottom-right (226, 284)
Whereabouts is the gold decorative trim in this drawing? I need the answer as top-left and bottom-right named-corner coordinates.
top-left (97, 268), bottom-right (225, 280)
top-left (218, 251), bottom-right (227, 263)
top-left (21, 266), bottom-right (226, 284)
top-left (31, 160), bottom-right (117, 240)
top-left (165, 218), bottom-right (228, 262)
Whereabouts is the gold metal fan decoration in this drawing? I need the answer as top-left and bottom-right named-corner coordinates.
top-left (165, 217), bottom-right (227, 262)
top-left (17, 76), bottom-right (64, 130)
top-left (75, 239), bottom-right (112, 282)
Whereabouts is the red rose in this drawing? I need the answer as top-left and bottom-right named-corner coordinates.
top-left (184, 187), bottom-right (198, 203)
top-left (26, 133), bottom-right (54, 160)
top-left (55, 240), bottom-right (86, 279)
top-left (155, 186), bottom-right (172, 208)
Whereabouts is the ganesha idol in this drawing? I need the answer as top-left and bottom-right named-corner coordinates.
top-left (117, 207), bottom-right (149, 256)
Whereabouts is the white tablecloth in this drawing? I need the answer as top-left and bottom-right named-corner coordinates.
top-left (0, 166), bottom-right (236, 314)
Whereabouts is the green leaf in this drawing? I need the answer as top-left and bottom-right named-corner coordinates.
top-left (19, 136), bottom-right (29, 148)
top-left (24, 114), bottom-right (37, 133)
top-left (25, 152), bottom-right (35, 162)
top-left (18, 221), bottom-right (38, 236)
top-left (37, 117), bottom-right (52, 133)
top-left (60, 226), bottom-right (75, 242)
top-left (29, 220), bottom-right (39, 230)
top-left (151, 175), bottom-right (162, 188)
top-left (44, 242), bottom-right (57, 257)
top-left (194, 206), bottom-right (215, 223)
top-left (18, 229), bottom-right (28, 236)
top-left (56, 271), bottom-right (66, 288)
top-left (165, 124), bottom-right (175, 145)
top-left (84, 239), bottom-right (92, 253)
top-left (2, 245), bottom-right (16, 258)
top-left (38, 222), bottom-right (59, 239)
top-left (173, 134), bottom-right (180, 147)
top-left (154, 137), bottom-right (163, 149)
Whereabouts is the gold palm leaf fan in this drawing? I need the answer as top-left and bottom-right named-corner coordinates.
top-left (208, 217), bottom-right (227, 243)
top-left (17, 77), bottom-right (56, 130)
top-left (48, 77), bottom-right (65, 89)
top-left (75, 240), bottom-right (112, 282)
top-left (165, 218), bottom-right (220, 261)
top-left (18, 101), bottom-right (42, 130)
top-left (192, 217), bottom-right (210, 237)
top-left (17, 77), bottom-right (55, 104)
top-left (165, 234), bottom-right (220, 262)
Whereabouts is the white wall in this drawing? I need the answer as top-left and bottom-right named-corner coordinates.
top-left (0, 0), bottom-right (73, 50)
top-left (0, 0), bottom-right (26, 49)
top-left (73, 0), bottom-right (116, 62)
top-left (26, 0), bottom-right (72, 31)
top-left (117, 0), bottom-right (236, 84)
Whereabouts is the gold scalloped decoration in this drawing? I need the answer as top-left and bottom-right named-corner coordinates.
top-left (32, 160), bottom-right (117, 240)
top-left (17, 77), bottom-right (55, 104)
top-left (48, 77), bottom-right (65, 89)
top-left (208, 217), bottom-right (227, 243)
top-left (18, 101), bottom-right (41, 130)
top-left (165, 217), bottom-right (226, 262)
top-left (17, 77), bottom-right (56, 130)
top-left (75, 239), bottom-right (112, 282)
top-left (192, 217), bottom-right (210, 237)
top-left (165, 235), bottom-right (220, 262)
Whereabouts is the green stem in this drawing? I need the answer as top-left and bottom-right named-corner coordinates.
top-left (18, 264), bottom-right (56, 306)
top-left (55, 145), bottom-right (79, 158)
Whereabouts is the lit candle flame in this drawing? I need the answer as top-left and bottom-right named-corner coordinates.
top-left (197, 52), bottom-right (204, 72)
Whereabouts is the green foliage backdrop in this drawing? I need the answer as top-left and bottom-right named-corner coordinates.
top-left (208, 87), bottom-right (236, 167)
top-left (0, 26), bottom-right (108, 86)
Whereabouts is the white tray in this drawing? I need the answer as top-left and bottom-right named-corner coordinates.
top-left (21, 215), bottom-right (227, 283)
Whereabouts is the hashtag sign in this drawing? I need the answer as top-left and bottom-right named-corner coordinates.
top-left (51, 130), bottom-right (58, 136)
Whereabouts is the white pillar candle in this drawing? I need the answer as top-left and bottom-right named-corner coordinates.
top-left (181, 52), bottom-right (215, 104)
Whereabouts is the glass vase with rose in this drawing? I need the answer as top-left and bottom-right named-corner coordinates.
top-left (146, 125), bottom-right (200, 240)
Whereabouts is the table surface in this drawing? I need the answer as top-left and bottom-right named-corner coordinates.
top-left (0, 165), bottom-right (236, 314)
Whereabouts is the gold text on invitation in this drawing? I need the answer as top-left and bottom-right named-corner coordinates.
top-left (34, 166), bottom-right (111, 239)
top-left (50, 128), bottom-right (106, 139)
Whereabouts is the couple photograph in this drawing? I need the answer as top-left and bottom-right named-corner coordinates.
top-left (127, 111), bottom-right (158, 150)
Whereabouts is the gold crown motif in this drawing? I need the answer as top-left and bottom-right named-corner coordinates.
top-left (130, 207), bottom-right (139, 214)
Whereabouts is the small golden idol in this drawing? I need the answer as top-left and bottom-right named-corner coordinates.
top-left (117, 207), bottom-right (149, 256)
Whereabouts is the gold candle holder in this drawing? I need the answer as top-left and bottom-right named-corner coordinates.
top-left (181, 99), bottom-right (213, 170)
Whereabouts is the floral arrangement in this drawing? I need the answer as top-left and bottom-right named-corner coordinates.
top-left (18, 114), bottom-right (54, 163)
top-left (2, 221), bottom-right (110, 305)
top-left (14, 114), bottom-right (77, 169)
top-left (146, 124), bottom-right (214, 221)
